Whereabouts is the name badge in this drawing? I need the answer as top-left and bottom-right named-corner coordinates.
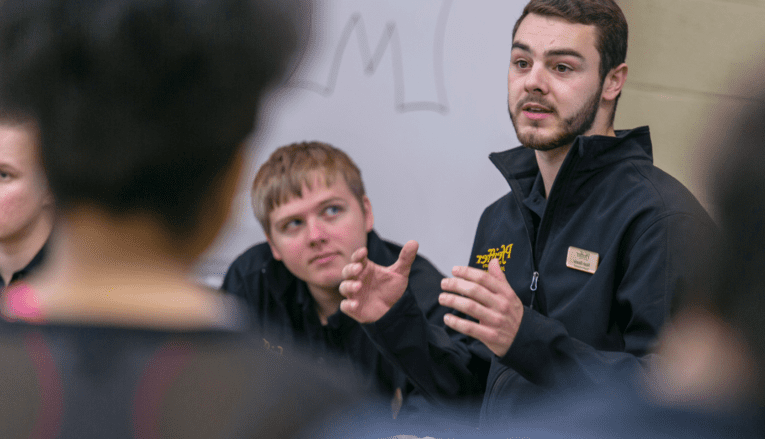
top-left (566, 246), bottom-right (599, 274)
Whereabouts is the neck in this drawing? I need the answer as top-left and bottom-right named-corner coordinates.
top-left (22, 207), bottom-right (226, 329)
top-left (307, 284), bottom-right (342, 325)
top-left (535, 145), bottom-right (572, 199)
top-left (535, 124), bottom-right (617, 198)
top-left (0, 208), bottom-right (54, 285)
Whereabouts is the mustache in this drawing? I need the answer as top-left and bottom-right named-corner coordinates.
top-left (515, 96), bottom-right (556, 113)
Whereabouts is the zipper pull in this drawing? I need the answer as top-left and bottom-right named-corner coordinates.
top-left (530, 271), bottom-right (539, 291)
top-left (528, 271), bottom-right (539, 310)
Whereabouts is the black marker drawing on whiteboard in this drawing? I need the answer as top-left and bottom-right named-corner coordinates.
top-left (288, 0), bottom-right (452, 115)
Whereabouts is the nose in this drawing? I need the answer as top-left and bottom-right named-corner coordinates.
top-left (306, 217), bottom-right (327, 246)
top-left (523, 63), bottom-right (548, 95)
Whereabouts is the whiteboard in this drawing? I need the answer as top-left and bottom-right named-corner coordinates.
top-left (197, 0), bottom-right (528, 285)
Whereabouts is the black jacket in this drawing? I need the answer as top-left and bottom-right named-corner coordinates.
top-left (363, 127), bottom-right (716, 425)
top-left (221, 230), bottom-right (447, 417)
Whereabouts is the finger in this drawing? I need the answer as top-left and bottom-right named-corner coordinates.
top-left (341, 261), bottom-right (363, 280)
top-left (338, 279), bottom-right (361, 297)
top-left (339, 298), bottom-right (358, 315)
top-left (441, 277), bottom-right (502, 311)
top-left (451, 263), bottom-right (515, 299)
top-left (442, 313), bottom-right (496, 345)
top-left (350, 246), bottom-right (369, 264)
top-left (392, 240), bottom-right (419, 276)
top-left (439, 292), bottom-right (494, 322)
top-left (487, 258), bottom-right (505, 280)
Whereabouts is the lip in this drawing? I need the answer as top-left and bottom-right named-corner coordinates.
top-left (519, 102), bottom-right (553, 120)
top-left (521, 102), bottom-right (551, 112)
top-left (522, 110), bottom-right (552, 120)
top-left (309, 252), bottom-right (341, 265)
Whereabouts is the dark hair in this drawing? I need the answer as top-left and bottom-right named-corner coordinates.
top-left (512, 0), bottom-right (628, 84)
top-left (0, 0), bottom-right (306, 236)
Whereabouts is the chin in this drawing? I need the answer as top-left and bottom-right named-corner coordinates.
top-left (518, 130), bottom-right (565, 151)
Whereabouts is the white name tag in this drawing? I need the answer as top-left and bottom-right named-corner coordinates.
top-left (566, 246), bottom-right (599, 274)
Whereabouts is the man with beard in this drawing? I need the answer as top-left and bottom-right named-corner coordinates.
top-left (337, 0), bottom-right (716, 428)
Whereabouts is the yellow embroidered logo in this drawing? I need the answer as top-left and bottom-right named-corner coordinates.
top-left (475, 244), bottom-right (513, 271)
top-left (262, 338), bottom-right (284, 356)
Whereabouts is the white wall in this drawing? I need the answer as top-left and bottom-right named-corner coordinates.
top-left (198, 0), bottom-right (762, 285)
top-left (196, 0), bottom-right (528, 285)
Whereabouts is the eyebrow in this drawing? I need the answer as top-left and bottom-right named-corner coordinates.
top-left (511, 42), bottom-right (585, 60)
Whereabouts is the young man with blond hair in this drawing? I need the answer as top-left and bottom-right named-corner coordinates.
top-left (222, 141), bottom-right (451, 419)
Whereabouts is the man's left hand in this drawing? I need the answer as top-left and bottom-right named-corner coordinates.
top-left (439, 258), bottom-right (524, 357)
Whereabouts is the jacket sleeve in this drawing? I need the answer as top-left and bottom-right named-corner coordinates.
top-left (498, 211), bottom-right (716, 388)
top-left (362, 286), bottom-right (493, 403)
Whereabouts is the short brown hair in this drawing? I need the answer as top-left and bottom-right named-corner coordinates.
top-left (252, 141), bottom-right (366, 236)
top-left (513, 0), bottom-right (628, 84)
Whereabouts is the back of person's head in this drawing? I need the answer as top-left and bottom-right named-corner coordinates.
top-left (513, 0), bottom-right (628, 84)
top-left (252, 141), bottom-right (366, 236)
top-left (0, 0), bottom-right (305, 239)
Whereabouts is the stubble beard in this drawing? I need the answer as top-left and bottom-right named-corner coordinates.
top-left (508, 84), bottom-right (603, 152)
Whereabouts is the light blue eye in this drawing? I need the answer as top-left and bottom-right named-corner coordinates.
top-left (283, 218), bottom-right (303, 231)
top-left (325, 205), bottom-right (342, 216)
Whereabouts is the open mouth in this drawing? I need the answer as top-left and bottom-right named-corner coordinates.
top-left (521, 103), bottom-right (552, 113)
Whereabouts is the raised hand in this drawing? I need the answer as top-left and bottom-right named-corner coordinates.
top-left (339, 240), bottom-right (419, 323)
top-left (439, 258), bottom-right (524, 357)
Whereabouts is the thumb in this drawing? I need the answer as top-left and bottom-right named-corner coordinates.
top-left (488, 257), bottom-right (504, 279)
top-left (392, 240), bottom-right (419, 277)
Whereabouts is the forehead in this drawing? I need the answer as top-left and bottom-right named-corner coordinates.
top-left (269, 172), bottom-right (357, 219)
top-left (0, 124), bottom-right (37, 167)
top-left (513, 13), bottom-right (599, 61)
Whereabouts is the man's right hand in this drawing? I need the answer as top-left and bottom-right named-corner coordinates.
top-left (339, 240), bottom-right (419, 323)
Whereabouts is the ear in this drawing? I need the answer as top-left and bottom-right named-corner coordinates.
top-left (601, 62), bottom-right (628, 102)
top-left (362, 195), bottom-right (374, 233)
top-left (267, 236), bottom-right (283, 261)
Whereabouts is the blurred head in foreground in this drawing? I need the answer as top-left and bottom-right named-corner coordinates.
top-left (0, 2), bottom-right (388, 438)
top-left (665, 87), bottom-right (765, 408)
top-left (0, 0), bottom-right (303, 261)
top-left (0, 0), bottom-right (306, 325)
top-left (651, 78), bottom-right (765, 412)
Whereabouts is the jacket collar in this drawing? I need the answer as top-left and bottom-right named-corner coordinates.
top-left (489, 126), bottom-right (653, 185)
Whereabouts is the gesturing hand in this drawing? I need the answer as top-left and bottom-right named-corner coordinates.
top-left (339, 240), bottom-right (419, 323)
top-left (439, 258), bottom-right (524, 357)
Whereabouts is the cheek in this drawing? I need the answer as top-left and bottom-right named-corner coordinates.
top-left (0, 189), bottom-right (35, 230)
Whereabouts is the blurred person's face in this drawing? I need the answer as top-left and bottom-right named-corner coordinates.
top-left (267, 173), bottom-right (373, 295)
top-left (508, 14), bottom-right (605, 150)
top-left (0, 124), bottom-right (52, 244)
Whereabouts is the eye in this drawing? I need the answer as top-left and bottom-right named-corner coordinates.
top-left (554, 64), bottom-right (572, 73)
top-left (281, 218), bottom-right (303, 232)
top-left (323, 205), bottom-right (343, 217)
top-left (0, 171), bottom-right (10, 180)
top-left (514, 59), bottom-right (529, 69)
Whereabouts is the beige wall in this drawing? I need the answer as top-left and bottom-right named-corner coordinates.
top-left (615, 0), bottom-right (765, 213)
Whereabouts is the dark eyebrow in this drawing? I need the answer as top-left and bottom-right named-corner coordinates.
top-left (511, 42), bottom-right (584, 61)
top-left (511, 42), bottom-right (531, 53)
top-left (545, 49), bottom-right (585, 60)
